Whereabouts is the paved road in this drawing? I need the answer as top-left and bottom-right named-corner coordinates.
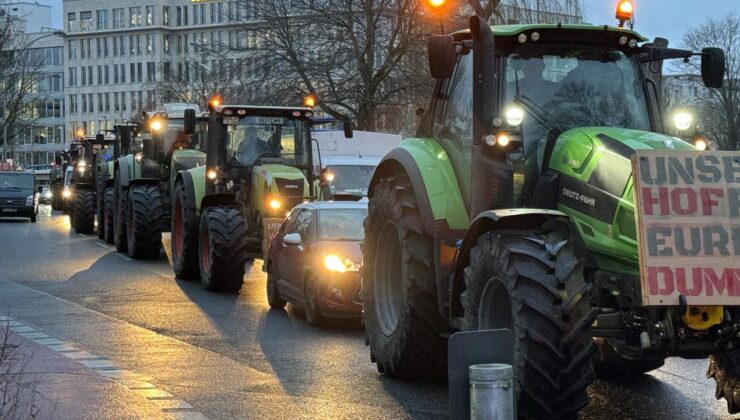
top-left (0, 206), bottom-right (735, 419)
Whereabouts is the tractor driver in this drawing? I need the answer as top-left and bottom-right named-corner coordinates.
top-left (237, 125), bottom-right (281, 165)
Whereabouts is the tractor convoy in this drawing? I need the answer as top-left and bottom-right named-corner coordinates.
top-left (50, 3), bottom-right (740, 418)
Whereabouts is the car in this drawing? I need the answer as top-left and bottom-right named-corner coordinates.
top-left (0, 171), bottom-right (40, 222)
top-left (265, 201), bottom-right (367, 326)
top-left (39, 186), bottom-right (52, 204)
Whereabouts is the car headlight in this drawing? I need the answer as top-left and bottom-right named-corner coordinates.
top-left (323, 254), bottom-right (360, 273)
top-left (25, 195), bottom-right (34, 206)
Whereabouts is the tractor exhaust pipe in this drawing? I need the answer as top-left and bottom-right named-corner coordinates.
top-left (469, 16), bottom-right (513, 217)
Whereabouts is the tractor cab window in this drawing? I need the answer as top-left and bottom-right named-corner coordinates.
top-left (504, 45), bottom-right (651, 163)
top-left (227, 116), bottom-right (311, 170)
top-left (160, 118), bottom-right (203, 155)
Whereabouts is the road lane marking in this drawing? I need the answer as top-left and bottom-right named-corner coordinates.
top-left (2, 316), bottom-right (209, 419)
top-left (95, 242), bottom-right (112, 249)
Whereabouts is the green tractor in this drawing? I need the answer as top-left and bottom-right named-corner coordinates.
top-left (112, 104), bottom-right (206, 259)
top-left (173, 105), bottom-right (343, 291)
top-left (68, 134), bottom-right (117, 234)
top-left (361, 16), bottom-right (733, 418)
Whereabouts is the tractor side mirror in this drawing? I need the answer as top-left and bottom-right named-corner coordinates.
top-left (283, 232), bottom-right (301, 246)
top-left (183, 109), bottom-right (196, 135)
top-left (95, 133), bottom-right (104, 143)
top-left (701, 47), bottom-right (725, 89)
top-left (428, 35), bottom-right (456, 79)
top-left (343, 119), bottom-right (353, 139)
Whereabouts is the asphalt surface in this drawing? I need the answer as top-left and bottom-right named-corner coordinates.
top-left (0, 206), bottom-right (736, 419)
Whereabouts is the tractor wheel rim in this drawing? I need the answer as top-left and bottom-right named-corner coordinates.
top-left (374, 221), bottom-right (403, 337)
top-left (200, 224), bottom-right (211, 274)
top-left (174, 199), bottom-right (184, 258)
top-left (478, 278), bottom-right (512, 331)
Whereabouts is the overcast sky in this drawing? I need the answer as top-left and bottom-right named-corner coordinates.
top-left (582, 0), bottom-right (737, 47)
top-left (42, 0), bottom-right (737, 47)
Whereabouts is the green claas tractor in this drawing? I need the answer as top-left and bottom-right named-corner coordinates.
top-left (68, 134), bottom-right (116, 234)
top-left (112, 104), bottom-right (206, 259)
top-left (173, 105), bottom-right (344, 291)
top-left (361, 16), bottom-right (733, 418)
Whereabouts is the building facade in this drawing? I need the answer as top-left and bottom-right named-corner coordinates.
top-left (0, 2), bottom-right (65, 170)
top-left (62, 0), bottom-right (257, 137)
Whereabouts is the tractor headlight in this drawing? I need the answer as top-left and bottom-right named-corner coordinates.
top-left (694, 137), bottom-right (708, 151)
top-left (268, 198), bottom-right (281, 210)
top-left (673, 111), bottom-right (693, 131)
top-left (325, 172), bottom-right (335, 182)
top-left (504, 106), bottom-right (524, 127)
top-left (77, 160), bottom-right (87, 173)
top-left (323, 255), bottom-right (359, 273)
top-left (25, 195), bottom-right (34, 206)
top-left (62, 188), bottom-right (71, 198)
top-left (207, 169), bottom-right (218, 180)
top-left (135, 153), bottom-right (143, 162)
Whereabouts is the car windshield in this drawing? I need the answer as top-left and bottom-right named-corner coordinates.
top-left (318, 209), bottom-right (367, 241)
top-left (504, 45), bottom-right (651, 158)
top-left (227, 116), bottom-right (311, 167)
top-left (326, 165), bottom-right (375, 196)
top-left (0, 173), bottom-right (34, 189)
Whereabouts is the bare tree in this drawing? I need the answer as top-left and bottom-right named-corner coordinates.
top-left (677, 14), bottom-right (740, 150)
top-left (463, 0), bottom-right (582, 23)
top-left (0, 12), bottom-right (45, 161)
top-left (224, 0), bottom-right (433, 132)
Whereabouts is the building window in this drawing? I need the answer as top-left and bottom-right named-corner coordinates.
top-left (81, 66), bottom-right (86, 85)
top-left (129, 7), bottom-right (142, 27)
top-left (104, 65), bottom-right (109, 84)
top-left (105, 93), bottom-right (110, 112)
top-left (176, 7), bottom-right (182, 26)
top-left (113, 65), bottom-right (119, 83)
top-left (120, 64), bottom-right (126, 83)
top-left (96, 38), bottom-right (102, 58)
top-left (145, 6), bottom-right (154, 25)
top-left (146, 34), bottom-right (154, 54)
top-left (129, 35), bottom-right (136, 55)
top-left (163, 62), bottom-right (170, 81)
top-left (163, 34), bottom-right (170, 54)
top-left (80, 39), bottom-right (86, 59)
top-left (67, 12), bottom-right (77, 31)
top-left (98, 93), bottom-right (103, 112)
top-left (137, 62), bottom-right (143, 82)
top-left (69, 95), bottom-right (77, 114)
top-left (119, 36), bottom-right (125, 56)
top-left (103, 37), bottom-right (109, 57)
top-left (80, 11), bottom-right (93, 31)
top-left (97, 65), bottom-right (103, 84)
top-left (130, 63), bottom-right (135, 84)
top-left (163, 6), bottom-right (170, 25)
top-left (146, 62), bottom-right (155, 82)
top-left (68, 67), bottom-right (77, 86)
top-left (114, 92), bottom-right (119, 112)
top-left (96, 10), bottom-right (108, 29)
top-left (122, 92), bottom-right (127, 111)
top-left (82, 94), bottom-right (87, 113)
top-left (113, 8), bottom-right (124, 29)
top-left (88, 94), bottom-right (94, 114)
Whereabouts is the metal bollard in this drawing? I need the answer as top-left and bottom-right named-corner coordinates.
top-left (469, 363), bottom-right (514, 420)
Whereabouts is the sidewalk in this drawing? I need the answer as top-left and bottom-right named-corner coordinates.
top-left (1, 322), bottom-right (195, 419)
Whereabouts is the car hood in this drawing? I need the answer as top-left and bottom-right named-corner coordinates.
top-left (0, 189), bottom-right (32, 199)
top-left (312, 240), bottom-right (362, 263)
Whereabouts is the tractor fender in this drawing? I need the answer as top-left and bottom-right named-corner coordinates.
top-left (369, 139), bottom-right (469, 237)
top-left (176, 171), bottom-right (199, 217)
top-left (449, 209), bottom-right (571, 318)
top-left (201, 193), bottom-right (242, 212)
top-left (115, 156), bottom-right (134, 187)
top-left (128, 178), bottom-right (160, 187)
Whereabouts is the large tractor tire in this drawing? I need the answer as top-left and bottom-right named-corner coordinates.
top-left (72, 189), bottom-right (95, 234)
top-left (171, 181), bottom-right (199, 280)
top-left (362, 174), bottom-right (447, 378)
top-left (113, 173), bottom-right (128, 252)
top-left (103, 188), bottom-right (115, 244)
top-left (198, 206), bottom-right (248, 292)
top-left (51, 185), bottom-right (62, 210)
top-left (461, 221), bottom-right (595, 419)
top-left (126, 184), bottom-right (163, 259)
top-left (708, 349), bottom-right (740, 413)
top-left (593, 338), bottom-right (665, 380)
top-left (96, 191), bottom-right (105, 240)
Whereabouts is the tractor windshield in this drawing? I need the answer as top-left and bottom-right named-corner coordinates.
top-left (503, 45), bottom-right (651, 159)
top-left (227, 116), bottom-right (311, 168)
top-left (160, 118), bottom-right (205, 155)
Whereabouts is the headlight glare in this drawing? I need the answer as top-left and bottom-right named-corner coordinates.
top-left (324, 255), bottom-right (346, 273)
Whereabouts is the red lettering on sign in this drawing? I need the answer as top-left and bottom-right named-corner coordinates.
top-left (641, 187), bottom-right (670, 216)
top-left (701, 267), bottom-right (739, 296)
top-left (676, 268), bottom-right (703, 296)
top-left (648, 266), bottom-right (674, 295)
top-left (700, 188), bottom-right (724, 216)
